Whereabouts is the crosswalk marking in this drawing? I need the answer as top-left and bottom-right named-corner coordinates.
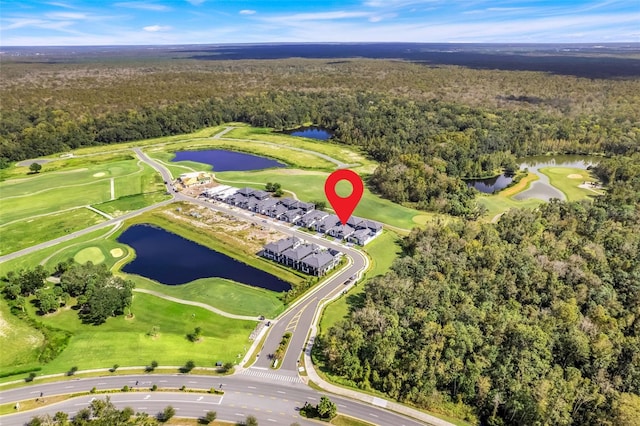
top-left (241, 369), bottom-right (302, 383)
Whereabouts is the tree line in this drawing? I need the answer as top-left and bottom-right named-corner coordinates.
top-left (317, 155), bottom-right (640, 425)
top-left (2, 91), bottom-right (637, 215)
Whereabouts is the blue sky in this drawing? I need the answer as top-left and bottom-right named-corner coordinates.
top-left (1, 1), bottom-right (638, 46)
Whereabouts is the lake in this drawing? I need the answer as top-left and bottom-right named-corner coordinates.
top-left (172, 149), bottom-right (286, 172)
top-left (117, 224), bottom-right (291, 292)
top-left (283, 126), bottom-right (332, 140)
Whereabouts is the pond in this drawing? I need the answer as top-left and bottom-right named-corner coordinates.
top-left (466, 174), bottom-right (514, 193)
top-left (282, 126), bottom-right (332, 140)
top-left (117, 224), bottom-right (291, 292)
top-left (172, 149), bottom-right (286, 172)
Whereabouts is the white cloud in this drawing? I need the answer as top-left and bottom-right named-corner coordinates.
top-left (114, 2), bottom-right (170, 12)
top-left (46, 2), bottom-right (76, 8)
top-left (239, 9), bottom-right (256, 15)
top-left (261, 11), bottom-right (372, 24)
top-left (143, 24), bottom-right (172, 32)
top-left (46, 12), bottom-right (88, 20)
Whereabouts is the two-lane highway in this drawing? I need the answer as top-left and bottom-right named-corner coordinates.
top-left (0, 374), bottom-right (427, 426)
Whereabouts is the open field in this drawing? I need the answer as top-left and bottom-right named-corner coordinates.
top-left (92, 192), bottom-right (171, 217)
top-left (0, 159), bottom-right (164, 224)
top-left (539, 167), bottom-right (603, 201)
top-left (0, 300), bottom-right (44, 374)
top-left (319, 231), bottom-right (401, 334)
top-left (0, 207), bottom-right (105, 256)
top-left (215, 169), bottom-right (431, 230)
top-left (477, 195), bottom-right (543, 222)
top-left (129, 275), bottom-right (285, 318)
top-left (6, 291), bottom-right (256, 378)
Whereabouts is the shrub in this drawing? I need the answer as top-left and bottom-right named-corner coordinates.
top-left (151, 384), bottom-right (158, 391)
top-left (121, 385), bottom-right (129, 392)
top-left (25, 372), bottom-right (36, 382)
top-left (90, 387), bottom-right (97, 394)
top-left (67, 366), bottom-right (78, 376)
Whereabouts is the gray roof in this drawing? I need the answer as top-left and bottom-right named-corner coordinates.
top-left (282, 243), bottom-right (316, 261)
top-left (270, 204), bottom-right (288, 216)
top-left (252, 190), bottom-right (269, 199)
top-left (257, 198), bottom-right (279, 209)
top-left (329, 224), bottom-right (355, 236)
top-left (280, 197), bottom-right (298, 207)
top-left (318, 214), bottom-right (340, 228)
top-left (264, 236), bottom-right (301, 254)
top-left (237, 187), bottom-right (254, 196)
top-left (301, 251), bottom-right (335, 269)
top-left (351, 228), bottom-right (371, 239)
top-left (297, 201), bottom-right (315, 211)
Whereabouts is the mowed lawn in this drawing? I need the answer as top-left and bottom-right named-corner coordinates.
top-left (0, 300), bottom-right (44, 375)
top-left (27, 292), bottom-right (256, 375)
top-left (539, 167), bottom-right (603, 202)
top-left (0, 207), bottom-right (106, 256)
top-left (129, 275), bottom-right (285, 318)
top-left (0, 159), bottom-right (162, 224)
top-left (216, 169), bottom-right (426, 230)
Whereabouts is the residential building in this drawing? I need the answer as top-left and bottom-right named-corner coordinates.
top-left (327, 224), bottom-right (355, 239)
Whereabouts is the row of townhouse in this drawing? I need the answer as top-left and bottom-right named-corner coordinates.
top-left (262, 236), bottom-right (342, 277)
top-left (203, 186), bottom-right (383, 245)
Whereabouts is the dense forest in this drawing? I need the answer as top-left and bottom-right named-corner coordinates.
top-left (1, 58), bottom-right (639, 215)
top-left (318, 154), bottom-right (640, 425)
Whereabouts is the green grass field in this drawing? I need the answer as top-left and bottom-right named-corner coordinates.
top-left (0, 207), bottom-right (105, 256)
top-left (539, 167), bottom-right (602, 201)
top-left (0, 300), bottom-right (45, 373)
top-left (319, 231), bottom-right (401, 334)
top-left (0, 159), bottom-right (163, 224)
top-left (12, 292), bottom-right (256, 377)
top-left (129, 275), bottom-right (285, 318)
top-left (0, 227), bottom-right (118, 277)
top-left (92, 192), bottom-right (170, 217)
top-left (216, 169), bottom-right (428, 230)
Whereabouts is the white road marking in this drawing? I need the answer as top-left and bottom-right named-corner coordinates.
top-left (97, 382), bottom-right (106, 385)
top-left (110, 177), bottom-right (115, 200)
top-left (197, 396), bottom-right (203, 401)
top-left (248, 386), bottom-right (256, 389)
top-left (267, 419), bottom-right (277, 422)
top-left (159, 380), bottom-right (167, 383)
top-left (338, 404), bottom-right (347, 408)
top-left (64, 386), bottom-right (74, 389)
top-left (188, 381), bottom-right (197, 384)
top-left (252, 367), bottom-right (268, 370)
top-left (30, 391), bottom-right (41, 394)
top-left (236, 413), bottom-right (244, 416)
top-left (277, 391), bottom-right (286, 394)
top-left (370, 413), bottom-right (379, 418)
top-left (307, 396), bottom-right (317, 400)
top-left (144, 395), bottom-right (151, 400)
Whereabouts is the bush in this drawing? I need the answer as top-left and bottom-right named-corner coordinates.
top-left (121, 385), bottom-right (129, 392)
top-left (90, 387), bottom-right (97, 394)
top-left (158, 405), bottom-right (175, 423)
top-left (151, 384), bottom-right (158, 391)
top-left (180, 385), bottom-right (186, 391)
top-left (180, 360), bottom-right (195, 373)
top-left (110, 364), bottom-right (119, 373)
top-left (200, 410), bottom-right (217, 424)
top-left (67, 366), bottom-right (78, 376)
top-left (25, 372), bottom-right (36, 382)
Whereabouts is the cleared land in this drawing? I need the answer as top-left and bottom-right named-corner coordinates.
top-left (539, 167), bottom-right (602, 201)
top-left (13, 291), bottom-right (255, 377)
top-left (92, 192), bottom-right (170, 217)
top-left (129, 275), bottom-right (285, 318)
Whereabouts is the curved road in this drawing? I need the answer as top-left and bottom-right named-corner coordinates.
top-left (0, 374), bottom-right (426, 426)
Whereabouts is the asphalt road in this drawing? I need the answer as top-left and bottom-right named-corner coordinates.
top-left (0, 375), bottom-right (426, 426)
top-left (133, 148), bottom-right (369, 374)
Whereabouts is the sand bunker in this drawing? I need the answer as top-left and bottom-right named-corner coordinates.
top-left (93, 172), bottom-right (106, 177)
top-left (110, 248), bottom-right (124, 258)
top-left (567, 174), bottom-right (583, 179)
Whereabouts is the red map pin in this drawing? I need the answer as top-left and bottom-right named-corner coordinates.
top-left (324, 169), bottom-right (364, 225)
